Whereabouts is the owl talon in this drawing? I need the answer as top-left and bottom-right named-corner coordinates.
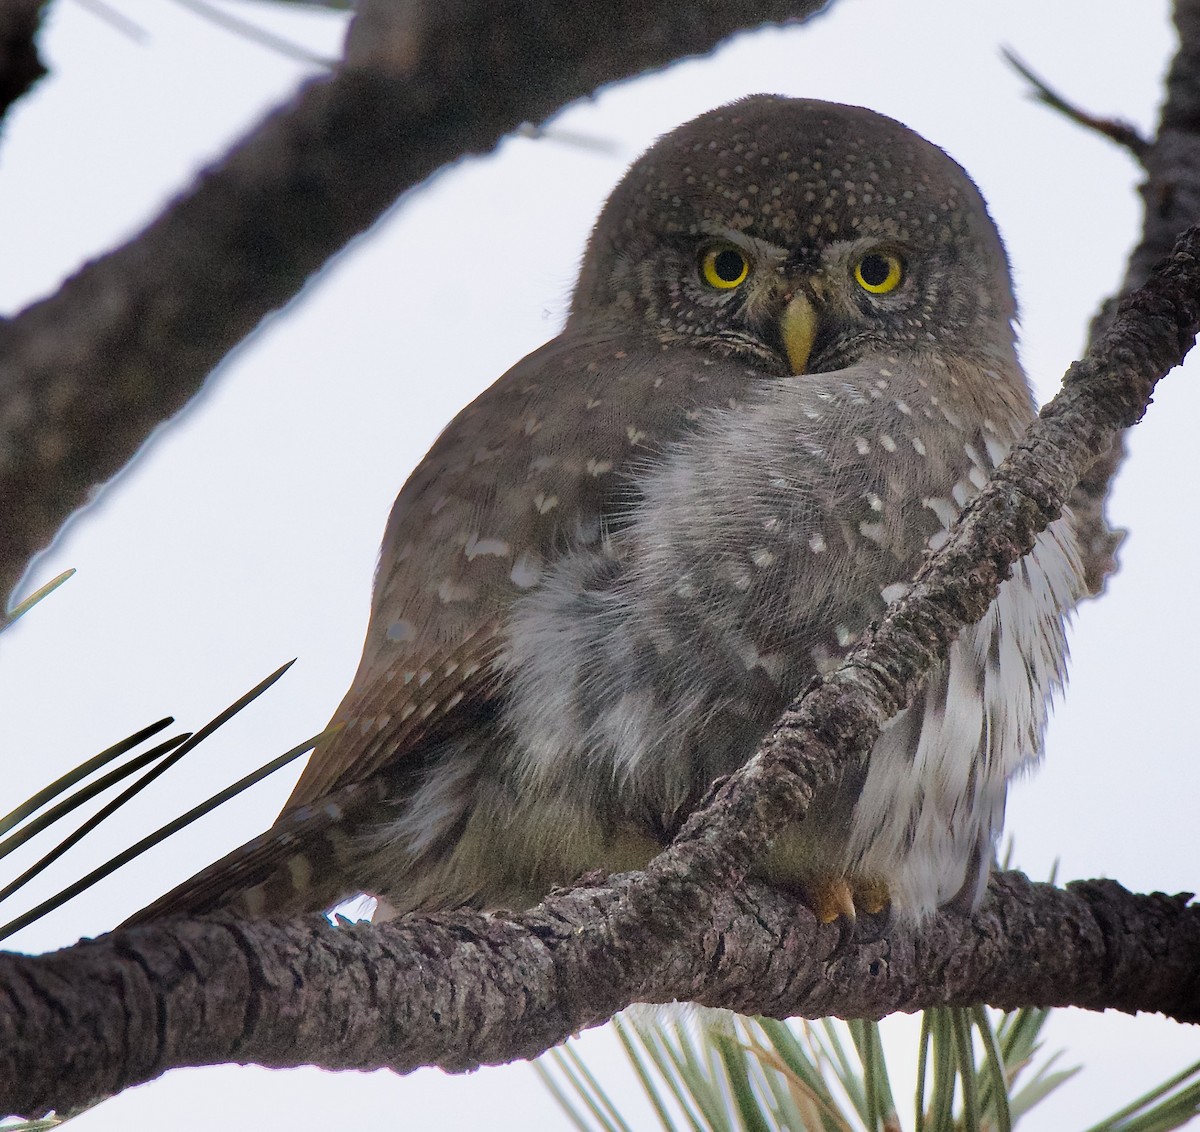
top-left (806, 877), bottom-right (857, 924)
top-left (853, 877), bottom-right (891, 918)
top-left (801, 876), bottom-right (892, 927)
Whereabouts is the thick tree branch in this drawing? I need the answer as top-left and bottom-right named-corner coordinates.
top-left (1053, 0), bottom-right (1200, 593)
top-left (1, 872), bottom-right (1198, 1116)
top-left (3, 227), bottom-right (1199, 1119)
top-left (0, 0), bottom-right (831, 607)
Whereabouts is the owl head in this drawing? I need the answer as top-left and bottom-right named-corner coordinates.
top-left (570, 95), bottom-right (1017, 377)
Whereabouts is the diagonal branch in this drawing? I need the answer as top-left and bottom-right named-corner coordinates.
top-left (1051, 0), bottom-right (1200, 594)
top-left (2, 227), bottom-right (1199, 1120)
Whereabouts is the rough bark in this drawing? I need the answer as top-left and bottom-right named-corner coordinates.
top-left (0, 0), bottom-right (831, 606)
top-left (2, 226), bottom-right (1199, 1118)
top-left (1067, 0), bottom-right (1200, 593)
top-left (1, 873), bottom-right (1197, 1117)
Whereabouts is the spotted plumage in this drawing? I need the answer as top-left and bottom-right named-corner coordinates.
top-left (128, 96), bottom-right (1082, 928)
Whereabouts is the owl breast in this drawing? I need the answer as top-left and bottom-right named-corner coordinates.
top-left (504, 350), bottom-right (1083, 920)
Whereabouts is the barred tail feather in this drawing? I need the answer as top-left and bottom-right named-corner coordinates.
top-left (120, 777), bottom-right (384, 926)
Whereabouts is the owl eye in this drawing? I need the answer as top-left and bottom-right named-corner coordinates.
top-left (854, 252), bottom-right (904, 294)
top-left (700, 244), bottom-right (750, 290)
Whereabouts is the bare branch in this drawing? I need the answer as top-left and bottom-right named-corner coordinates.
top-left (1, 871), bottom-right (1196, 1117)
top-left (1002, 47), bottom-right (1150, 160)
top-left (1045, 0), bottom-right (1200, 594)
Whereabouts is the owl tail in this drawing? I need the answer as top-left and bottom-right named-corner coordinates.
top-left (120, 776), bottom-right (385, 927)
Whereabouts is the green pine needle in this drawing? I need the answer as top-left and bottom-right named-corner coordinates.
top-left (539, 1001), bottom-right (1199, 1132)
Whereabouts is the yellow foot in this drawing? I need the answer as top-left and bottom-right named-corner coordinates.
top-left (854, 876), bottom-right (891, 917)
top-left (806, 877), bottom-right (856, 924)
top-left (802, 875), bottom-right (891, 923)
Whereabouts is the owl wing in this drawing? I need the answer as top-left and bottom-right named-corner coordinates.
top-left (281, 330), bottom-right (766, 811)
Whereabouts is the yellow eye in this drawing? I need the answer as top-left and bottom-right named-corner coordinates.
top-left (700, 244), bottom-right (750, 290)
top-left (854, 252), bottom-right (904, 294)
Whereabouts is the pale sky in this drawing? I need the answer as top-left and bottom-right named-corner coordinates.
top-left (0, 1), bottom-right (1192, 1129)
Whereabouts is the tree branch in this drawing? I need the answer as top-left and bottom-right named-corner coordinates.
top-left (3, 226), bottom-right (1199, 1120)
top-left (1, 872), bottom-right (1197, 1116)
top-left (0, 0), bottom-right (831, 606)
top-left (1055, 0), bottom-right (1200, 594)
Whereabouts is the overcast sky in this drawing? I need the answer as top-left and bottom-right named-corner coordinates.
top-left (0, 2), bottom-right (1192, 1129)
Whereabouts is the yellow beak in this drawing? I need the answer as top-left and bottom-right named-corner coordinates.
top-left (780, 292), bottom-right (818, 375)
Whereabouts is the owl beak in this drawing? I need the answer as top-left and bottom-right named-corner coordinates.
top-left (779, 292), bottom-right (818, 375)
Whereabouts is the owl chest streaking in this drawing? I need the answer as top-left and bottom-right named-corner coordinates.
top-left (128, 95), bottom-right (1083, 929)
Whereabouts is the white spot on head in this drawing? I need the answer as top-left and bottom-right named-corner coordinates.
top-left (626, 425), bottom-right (647, 445)
top-left (751, 547), bottom-right (776, 568)
top-left (859, 520), bottom-right (885, 543)
top-left (808, 533), bottom-right (827, 553)
top-left (533, 492), bottom-right (559, 514)
top-left (881, 582), bottom-right (909, 604)
top-left (879, 434), bottom-right (897, 453)
top-left (835, 623), bottom-right (853, 648)
top-left (855, 436), bottom-right (870, 455)
top-left (911, 436), bottom-right (927, 457)
top-left (894, 399), bottom-right (911, 415)
top-left (865, 492), bottom-right (883, 512)
top-left (587, 458), bottom-right (614, 476)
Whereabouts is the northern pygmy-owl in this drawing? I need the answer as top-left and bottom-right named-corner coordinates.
top-left (129, 96), bottom-right (1082, 928)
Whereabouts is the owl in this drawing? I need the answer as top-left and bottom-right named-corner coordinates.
top-left (128, 95), bottom-right (1082, 929)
